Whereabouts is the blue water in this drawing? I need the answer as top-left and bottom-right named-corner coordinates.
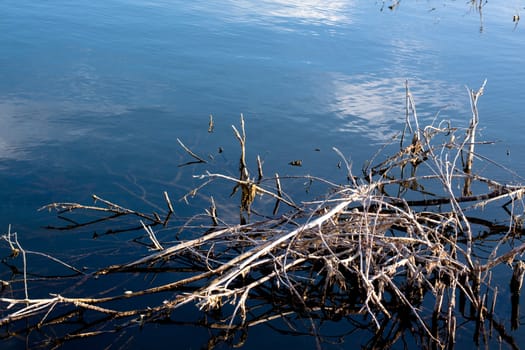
top-left (1, 1), bottom-right (525, 348)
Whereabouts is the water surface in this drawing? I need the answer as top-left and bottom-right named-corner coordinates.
top-left (1, 1), bottom-right (525, 348)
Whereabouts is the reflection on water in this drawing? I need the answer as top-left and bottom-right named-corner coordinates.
top-left (1, 0), bottom-right (525, 348)
top-left (0, 96), bottom-right (127, 160)
top-left (225, 0), bottom-right (355, 27)
top-left (329, 74), bottom-right (466, 141)
top-left (61, 63), bottom-right (106, 106)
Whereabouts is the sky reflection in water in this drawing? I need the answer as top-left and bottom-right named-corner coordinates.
top-left (0, 0), bottom-right (503, 161)
top-left (1, 1), bottom-right (525, 349)
top-left (206, 0), bottom-right (355, 27)
top-left (0, 2), bottom-right (524, 240)
top-left (0, 0), bottom-right (522, 216)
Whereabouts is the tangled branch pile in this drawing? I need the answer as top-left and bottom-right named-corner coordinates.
top-left (2, 81), bottom-right (525, 349)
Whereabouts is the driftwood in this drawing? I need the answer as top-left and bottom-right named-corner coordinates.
top-left (1, 82), bottom-right (525, 349)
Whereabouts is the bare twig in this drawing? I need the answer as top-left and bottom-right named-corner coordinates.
top-left (177, 138), bottom-right (208, 165)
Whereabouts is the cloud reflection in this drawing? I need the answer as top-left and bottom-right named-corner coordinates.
top-left (191, 0), bottom-right (355, 29)
top-left (328, 74), bottom-right (468, 142)
top-left (249, 0), bottom-right (354, 26)
top-left (0, 98), bottom-right (54, 160)
top-left (0, 95), bottom-right (127, 161)
top-left (324, 32), bottom-right (473, 142)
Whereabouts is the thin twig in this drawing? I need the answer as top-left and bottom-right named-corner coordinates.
top-left (177, 138), bottom-right (207, 164)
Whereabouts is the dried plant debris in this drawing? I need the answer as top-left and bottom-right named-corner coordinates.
top-left (2, 82), bottom-right (525, 349)
top-left (208, 114), bottom-right (215, 133)
top-left (177, 138), bottom-right (207, 166)
top-left (288, 160), bottom-right (302, 167)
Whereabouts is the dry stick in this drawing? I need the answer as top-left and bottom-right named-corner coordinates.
top-left (4, 294), bottom-right (125, 325)
top-left (359, 201), bottom-right (391, 327)
top-left (37, 300), bottom-right (58, 328)
top-left (490, 285), bottom-right (498, 315)
top-left (460, 80), bottom-right (486, 269)
top-left (256, 155), bottom-right (263, 182)
top-left (232, 114), bottom-right (249, 182)
top-left (203, 199), bottom-right (354, 301)
top-left (106, 223), bottom-right (255, 271)
top-left (5, 294), bottom-right (126, 325)
top-left (421, 118), bottom-right (476, 270)
top-left (176, 138), bottom-right (207, 164)
top-left (0, 293), bottom-right (133, 329)
top-left (9, 227), bottom-right (29, 300)
top-left (91, 195), bottom-right (161, 223)
top-left (25, 250), bottom-right (84, 275)
top-left (40, 202), bottom-right (122, 214)
top-left (232, 114), bottom-right (252, 223)
top-left (80, 268), bottom-right (219, 305)
top-left (58, 296), bottom-right (120, 315)
top-left (464, 79), bottom-right (487, 193)
top-left (432, 281), bottom-right (445, 343)
top-left (0, 299), bottom-right (56, 324)
top-left (140, 221), bottom-right (163, 250)
top-left (208, 114), bottom-right (214, 133)
top-left (162, 191), bottom-right (174, 226)
top-left (273, 173), bottom-right (282, 215)
top-left (242, 309), bottom-right (297, 328)
top-left (160, 259), bottom-right (288, 314)
top-left (0, 266), bottom-right (221, 326)
top-left (163, 191), bottom-right (174, 214)
top-left (208, 196), bottom-right (219, 226)
top-left (61, 331), bottom-right (117, 341)
top-left (224, 257), bottom-right (307, 327)
top-left (448, 278), bottom-right (458, 349)
top-left (195, 172), bottom-right (299, 210)
top-left (387, 187), bottom-right (525, 208)
top-left (481, 241), bottom-right (525, 271)
top-left (182, 178), bottom-right (214, 204)
top-left (408, 85), bottom-right (421, 141)
top-left (401, 80), bottom-right (421, 148)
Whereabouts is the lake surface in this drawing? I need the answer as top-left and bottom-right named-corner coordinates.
top-left (1, 1), bottom-right (525, 349)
